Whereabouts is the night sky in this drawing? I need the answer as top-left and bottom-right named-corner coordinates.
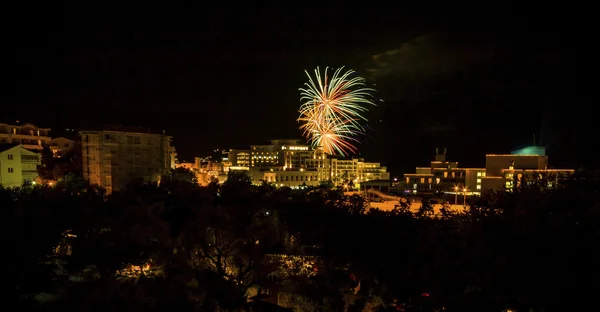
top-left (4, 6), bottom-right (595, 175)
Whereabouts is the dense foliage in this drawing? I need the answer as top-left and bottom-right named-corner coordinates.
top-left (4, 171), bottom-right (600, 311)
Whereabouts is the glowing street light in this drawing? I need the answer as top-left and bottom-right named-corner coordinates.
top-left (454, 186), bottom-right (459, 205)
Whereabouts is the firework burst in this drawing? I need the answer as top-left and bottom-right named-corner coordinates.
top-left (298, 66), bottom-right (376, 156)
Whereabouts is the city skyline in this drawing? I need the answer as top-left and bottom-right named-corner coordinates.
top-left (5, 7), bottom-right (594, 175)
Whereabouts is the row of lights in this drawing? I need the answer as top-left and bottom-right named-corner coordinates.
top-left (453, 185), bottom-right (467, 206)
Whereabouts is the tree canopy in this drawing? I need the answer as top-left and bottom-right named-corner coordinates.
top-left (5, 171), bottom-right (600, 311)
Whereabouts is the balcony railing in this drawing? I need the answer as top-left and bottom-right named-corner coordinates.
top-left (21, 155), bottom-right (40, 161)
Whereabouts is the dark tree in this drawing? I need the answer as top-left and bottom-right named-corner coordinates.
top-left (171, 167), bottom-right (198, 184)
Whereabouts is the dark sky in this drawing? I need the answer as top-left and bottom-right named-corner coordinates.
top-left (4, 6), bottom-right (596, 175)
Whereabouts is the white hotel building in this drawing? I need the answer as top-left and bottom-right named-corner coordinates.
top-left (227, 139), bottom-right (389, 189)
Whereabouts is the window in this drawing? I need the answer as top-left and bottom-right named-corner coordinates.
top-left (7, 154), bottom-right (13, 160)
top-left (477, 172), bottom-right (481, 177)
top-left (444, 172), bottom-right (448, 178)
top-left (428, 178), bottom-right (432, 184)
top-left (477, 179), bottom-right (481, 183)
top-left (476, 185), bottom-right (481, 190)
top-left (420, 178), bottom-right (425, 183)
top-left (8, 168), bottom-right (14, 173)
top-left (451, 172), bottom-right (455, 178)
top-left (436, 178), bottom-right (440, 184)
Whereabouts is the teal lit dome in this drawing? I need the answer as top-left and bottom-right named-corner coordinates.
top-left (511, 146), bottom-right (546, 156)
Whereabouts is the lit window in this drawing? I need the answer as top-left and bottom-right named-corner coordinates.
top-left (435, 178), bottom-right (440, 184)
top-left (482, 172), bottom-right (486, 177)
top-left (405, 177), bottom-right (410, 183)
top-left (428, 178), bottom-right (432, 183)
top-left (444, 172), bottom-right (448, 178)
top-left (420, 178), bottom-right (425, 183)
top-left (451, 172), bottom-right (455, 178)
top-left (476, 185), bottom-right (481, 190)
top-left (477, 172), bottom-right (481, 177)
top-left (477, 179), bottom-right (481, 183)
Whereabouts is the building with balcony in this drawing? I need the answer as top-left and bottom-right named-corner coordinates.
top-left (329, 157), bottom-right (390, 187)
top-left (0, 122), bottom-right (51, 151)
top-left (80, 127), bottom-right (172, 194)
top-left (228, 149), bottom-right (251, 168)
top-left (0, 144), bottom-right (41, 187)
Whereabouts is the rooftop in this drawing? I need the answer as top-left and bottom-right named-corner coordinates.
top-left (80, 125), bottom-right (169, 135)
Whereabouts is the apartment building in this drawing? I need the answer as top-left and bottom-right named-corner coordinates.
top-left (80, 127), bottom-right (172, 193)
top-left (0, 122), bottom-right (51, 151)
top-left (0, 144), bottom-right (41, 187)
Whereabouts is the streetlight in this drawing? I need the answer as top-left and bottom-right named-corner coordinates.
top-left (454, 186), bottom-right (459, 206)
top-left (463, 188), bottom-right (467, 206)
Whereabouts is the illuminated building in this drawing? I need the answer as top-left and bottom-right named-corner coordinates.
top-left (0, 122), bottom-right (51, 151)
top-left (403, 148), bottom-right (484, 195)
top-left (50, 137), bottom-right (76, 158)
top-left (80, 127), bottom-right (172, 194)
top-left (175, 162), bottom-right (195, 170)
top-left (0, 144), bottom-right (41, 187)
top-left (329, 157), bottom-right (390, 186)
top-left (482, 146), bottom-right (574, 192)
top-left (404, 147), bottom-right (574, 195)
top-left (228, 149), bottom-right (251, 168)
top-left (228, 139), bottom-right (388, 188)
top-left (261, 168), bottom-right (321, 188)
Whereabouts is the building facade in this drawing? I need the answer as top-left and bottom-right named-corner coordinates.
top-left (0, 122), bottom-right (51, 151)
top-left (404, 147), bottom-right (574, 195)
top-left (80, 128), bottom-right (172, 193)
top-left (403, 148), bottom-right (484, 195)
top-left (482, 147), bottom-right (573, 191)
top-left (50, 137), bottom-right (76, 158)
top-left (228, 139), bottom-right (389, 189)
top-left (0, 144), bottom-right (41, 187)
